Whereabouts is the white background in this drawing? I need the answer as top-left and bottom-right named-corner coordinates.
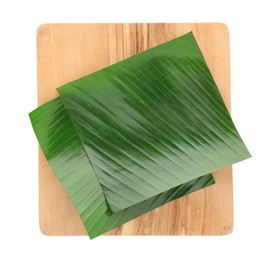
top-left (1, 0), bottom-right (274, 259)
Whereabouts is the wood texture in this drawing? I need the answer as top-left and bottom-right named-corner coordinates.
top-left (37, 23), bottom-right (232, 236)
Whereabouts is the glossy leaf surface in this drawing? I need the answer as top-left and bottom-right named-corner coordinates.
top-left (58, 32), bottom-right (250, 212)
top-left (30, 31), bottom-right (250, 238)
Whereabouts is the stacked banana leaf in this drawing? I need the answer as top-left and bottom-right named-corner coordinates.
top-left (30, 32), bottom-right (250, 239)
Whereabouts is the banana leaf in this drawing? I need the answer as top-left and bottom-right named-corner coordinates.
top-left (57, 32), bottom-right (250, 212)
top-left (30, 31), bottom-right (250, 238)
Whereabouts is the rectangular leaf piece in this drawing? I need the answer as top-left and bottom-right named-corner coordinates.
top-left (57, 32), bottom-right (250, 213)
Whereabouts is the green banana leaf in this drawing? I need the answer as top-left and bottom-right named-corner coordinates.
top-left (57, 32), bottom-right (250, 212)
top-left (30, 31), bottom-right (250, 238)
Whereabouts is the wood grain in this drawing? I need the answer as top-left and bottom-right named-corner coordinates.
top-left (37, 23), bottom-right (232, 236)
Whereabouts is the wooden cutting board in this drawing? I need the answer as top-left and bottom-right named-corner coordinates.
top-left (37, 23), bottom-right (232, 236)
